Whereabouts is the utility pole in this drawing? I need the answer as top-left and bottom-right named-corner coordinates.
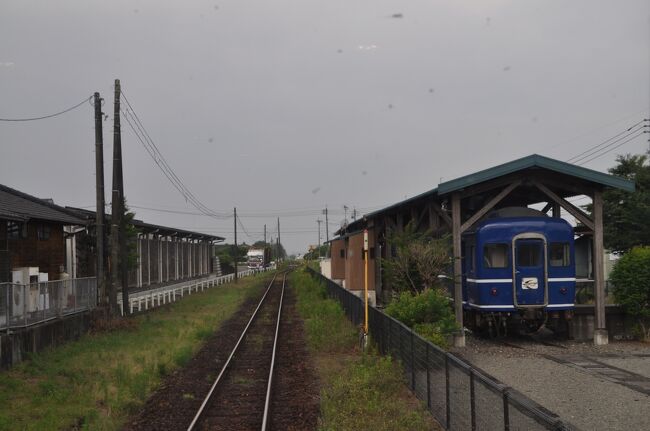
top-left (93, 92), bottom-right (106, 307)
top-left (110, 79), bottom-right (126, 317)
top-left (277, 217), bottom-right (281, 262)
top-left (233, 207), bottom-right (238, 283)
top-left (317, 219), bottom-right (322, 258)
top-left (264, 224), bottom-right (266, 245)
top-left (323, 207), bottom-right (329, 243)
top-left (323, 207), bottom-right (329, 257)
top-left (344, 205), bottom-right (348, 222)
top-left (352, 207), bottom-right (357, 220)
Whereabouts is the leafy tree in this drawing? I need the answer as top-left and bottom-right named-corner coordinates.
top-left (304, 244), bottom-right (328, 260)
top-left (601, 153), bottom-right (650, 253)
top-left (609, 246), bottom-right (650, 340)
top-left (382, 221), bottom-right (452, 294)
top-left (381, 222), bottom-right (456, 346)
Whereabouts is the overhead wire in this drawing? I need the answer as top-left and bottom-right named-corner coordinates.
top-left (119, 91), bottom-right (230, 220)
top-left (121, 107), bottom-right (226, 219)
top-left (0, 95), bottom-right (92, 121)
top-left (577, 130), bottom-right (649, 166)
top-left (565, 119), bottom-right (649, 164)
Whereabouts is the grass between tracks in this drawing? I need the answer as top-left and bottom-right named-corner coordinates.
top-left (0, 274), bottom-right (267, 431)
top-left (290, 268), bottom-right (441, 431)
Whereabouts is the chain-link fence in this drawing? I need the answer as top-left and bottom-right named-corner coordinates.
top-left (0, 277), bottom-right (96, 330)
top-left (307, 268), bottom-right (577, 431)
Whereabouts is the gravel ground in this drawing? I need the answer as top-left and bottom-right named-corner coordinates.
top-left (452, 335), bottom-right (650, 431)
top-left (596, 356), bottom-right (650, 379)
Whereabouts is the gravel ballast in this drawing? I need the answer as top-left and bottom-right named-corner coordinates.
top-left (453, 336), bottom-right (650, 431)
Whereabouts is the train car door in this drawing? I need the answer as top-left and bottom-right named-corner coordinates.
top-left (512, 233), bottom-right (548, 307)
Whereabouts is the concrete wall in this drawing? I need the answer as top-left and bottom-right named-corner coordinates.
top-left (571, 305), bottom-right (637, 341)
top-left (320, 258), bottom-right (332, 279)
top-left (0, 311), bottom-right (91, 369)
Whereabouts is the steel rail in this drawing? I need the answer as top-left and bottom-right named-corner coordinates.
top-left (261, 272), bottom-right (286, 430)
top-left (186, 272), bottom-right (281, 431)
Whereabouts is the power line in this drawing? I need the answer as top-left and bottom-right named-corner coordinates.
top-left (577, 131), bottom-right (649, 166)
top-left (0, 95), bottom-right (92, 121)
top-left (119, 90), bottom-right (230, 220)
top-left (566, 119), bottom-right (649, 163)
top-left (121, 107), bottom-right (226, 219)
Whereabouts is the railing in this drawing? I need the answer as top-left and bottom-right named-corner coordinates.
top-left (307, 268), bottom-right (577, 431)
top-left (0, 277), bottom-right (97, 331)
top-left (118, 267), bottom-right (272, 315)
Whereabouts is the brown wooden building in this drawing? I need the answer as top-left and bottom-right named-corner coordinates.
top-left (0, 185), bottom-right (86, 283)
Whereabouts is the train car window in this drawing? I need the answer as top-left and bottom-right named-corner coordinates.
top-left (517, 242), bottom-right (542, 267)
top-left (549, 243), bottom-right (570, 266)
top-left (483, 244), bottom-right (508, 268)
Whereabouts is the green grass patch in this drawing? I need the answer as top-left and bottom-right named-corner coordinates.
top-left (290, 268), bottom-right (440, 431)
top-left (0, 274), bottom-right (267, 431)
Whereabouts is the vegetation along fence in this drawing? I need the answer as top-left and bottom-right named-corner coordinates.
top-left (307, 268), bottom-right (577, 431)
top-left (0, 277), bottom-right (97, 331)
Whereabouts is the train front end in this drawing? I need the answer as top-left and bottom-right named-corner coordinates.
top-left (463, 215), bottom-right (576, 336)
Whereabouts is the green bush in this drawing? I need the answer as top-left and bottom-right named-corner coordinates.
top-left (384, 289), bottom-right (457, 348)
top-left (610, 246), bottom-right (650, 340)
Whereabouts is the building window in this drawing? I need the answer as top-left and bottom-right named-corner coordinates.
top-left (37, 224), bottom-right (51, 241)
top-left (7, 221), bottom-right (21, 239)
top-left (339, 249), bottom-right (345, 259)
top-left (0, 222), bottom-right (6, 251)
top-left (549, 243), bottom-right (570, 267)
top-left (483, 243), bottom-right (508, 268)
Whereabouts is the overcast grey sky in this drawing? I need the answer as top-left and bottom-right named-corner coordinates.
top-left (1, 0), bottom-right (649, 254)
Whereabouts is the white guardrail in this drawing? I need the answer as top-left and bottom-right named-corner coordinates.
top-left (118, 267), bottom-right (273, 315)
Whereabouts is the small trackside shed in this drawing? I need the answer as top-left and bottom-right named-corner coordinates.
top-left (334, 154), bottom-right (635, 347)
top-left (343, 229), bottom-right (377, 305)
top-left (0, 184), bottom-right (86, 283)
top-left (329, 238), bottom-right (346, 280)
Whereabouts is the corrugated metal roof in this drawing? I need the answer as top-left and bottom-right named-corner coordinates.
top-left (437, 154), bottom-right (635, 194)
top-left (337, 154), bottom-right (635, 235)
top-left (67, 207), bottom-right (225, 242)
top-left (0, 184), bottom-right (86, 225)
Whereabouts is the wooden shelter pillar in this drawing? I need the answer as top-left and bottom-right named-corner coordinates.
top-left (552, 203), bottom-right (561, 218)
top-left (593, 190), bottom-right (608, 345)
top-left (451, 192), bottom-right (465, 347)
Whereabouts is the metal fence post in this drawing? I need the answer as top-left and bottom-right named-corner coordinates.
top-left (410, 330), bottom-right (415, 390)
top-left (426, 342), bottom-right (431, 410)
top-left (445, 354), bottom-right (451, 430)
top-left (470, 369), bottom-right (476, 431)
top-left (388, 319), bottom-right (393, 356)
top-left (502, 388), bottom-right (510, 431)
top-left (23, 284), bottom-right (27, 327)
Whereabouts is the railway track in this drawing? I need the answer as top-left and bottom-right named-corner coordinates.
top-left (187, 271), bottom-right (287, 431)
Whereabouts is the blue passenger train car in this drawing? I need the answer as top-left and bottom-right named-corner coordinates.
top-left (462, 208), bottom-right (575, 336)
